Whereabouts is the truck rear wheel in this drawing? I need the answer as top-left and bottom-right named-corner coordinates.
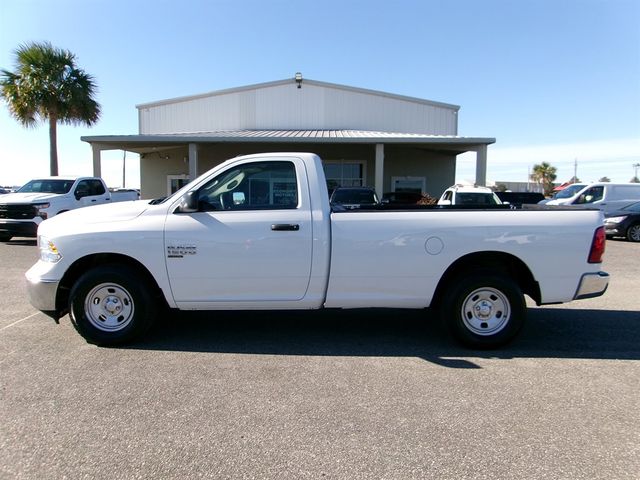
top-left (69, 265), bottom-right (156, 346)
top-left (441, 271), bottom-right (525, 349)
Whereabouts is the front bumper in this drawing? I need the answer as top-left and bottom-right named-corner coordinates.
top-left (25, 274), bottom-right (60, 319)
top-left (604, 225), bottom-right (623, 236)
top-left (0, 220), bottom-right (39, 237)
top-left (573, 271), bottom-right (610, 300)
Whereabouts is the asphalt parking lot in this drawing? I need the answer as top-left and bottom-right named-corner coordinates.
top-left (1, 238), bottom-right (638, 479)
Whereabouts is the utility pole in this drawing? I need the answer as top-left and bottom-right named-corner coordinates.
top-left (633, 163), bottom-right (640, 181)
top-left (573, 158), bottom-right (578, 182)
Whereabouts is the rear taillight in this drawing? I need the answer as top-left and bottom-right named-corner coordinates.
top-left (588, 226), bottom-right (606, 263)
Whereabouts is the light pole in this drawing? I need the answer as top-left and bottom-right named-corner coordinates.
top-left (634, 163), bottom-right (640, 180)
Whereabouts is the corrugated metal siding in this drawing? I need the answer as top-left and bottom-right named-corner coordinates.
top-left (139, 83), bottom-right (457, 135)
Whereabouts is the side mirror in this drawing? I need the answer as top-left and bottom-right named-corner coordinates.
top-left (177, 191), bottom-right (199, 213)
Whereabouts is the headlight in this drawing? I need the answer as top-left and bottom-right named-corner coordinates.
top-left (33, 202), bottom-right (50, 220)
top-left (38, 236), bottom-right (62, 263)
top-left (604, 215), bottom-right (627, 224)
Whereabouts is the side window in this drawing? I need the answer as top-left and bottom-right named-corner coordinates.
top-left (75, 180), bottom-right (91, 199)
top-left (89, 180), bottom-right (106, 196)
top-left (197, 161), bottom-right (298, 211)
top-left (576, 186), bottom-right (604, 204)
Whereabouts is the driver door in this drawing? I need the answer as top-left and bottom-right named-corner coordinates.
top-left (164, 158), bottom-right (313, 306)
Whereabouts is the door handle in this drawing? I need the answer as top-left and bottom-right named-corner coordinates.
top-left (271, 224), bottom-right (300, 231)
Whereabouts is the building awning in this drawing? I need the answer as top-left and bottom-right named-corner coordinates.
top-left (82, 129), bottom-right (494, 154)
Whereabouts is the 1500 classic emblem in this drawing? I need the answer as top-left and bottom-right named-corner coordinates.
top-left (167, 244), bottom-right (197, 258)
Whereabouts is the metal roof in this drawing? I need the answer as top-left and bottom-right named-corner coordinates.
top-left (82, 129), bottom-right (494, 146)
top-left (136, 78), bottom-right (460, 112)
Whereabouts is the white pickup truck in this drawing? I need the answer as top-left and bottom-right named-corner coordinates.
top-left (0, 176), bottom-right (139, 241)
top-left (26, 153), bottom-right (609, 348)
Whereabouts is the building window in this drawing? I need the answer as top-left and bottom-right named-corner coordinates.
top-left (391, 176), bottom-right (426, 194)
top-left (323, 160), bottom-right (366, 192)
top-left (167, 174), bottom-right (190, 195)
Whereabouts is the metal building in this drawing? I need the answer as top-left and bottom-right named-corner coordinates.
top-left (82, 75), bottom-right (494, 199)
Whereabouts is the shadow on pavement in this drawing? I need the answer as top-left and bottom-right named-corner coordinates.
top-left (126, 307), bottom-right (640, 368)
top-left (4, 239), bottom-right (37, 247)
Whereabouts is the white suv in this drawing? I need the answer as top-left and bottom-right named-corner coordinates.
top-left (437, 185), bottom-right (502, 206)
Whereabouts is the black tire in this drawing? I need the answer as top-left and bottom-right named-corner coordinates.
top-left (440, 270), bottom-right (525, 349)
top-left (626, 223), bottom-right (640, 242)
top-left (0, 233), bottom-right (12, 242)
top-left (69, 265), bottom-right (156, 346)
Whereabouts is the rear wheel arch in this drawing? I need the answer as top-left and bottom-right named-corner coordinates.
top-left (432, 251), bottom-right (540, 308)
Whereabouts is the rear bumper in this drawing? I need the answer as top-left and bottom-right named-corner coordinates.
top-left (574, 271), bottom-right (609, 300)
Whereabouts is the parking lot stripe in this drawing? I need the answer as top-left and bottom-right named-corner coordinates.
top-left (0, 312), bottom-right (40, 332)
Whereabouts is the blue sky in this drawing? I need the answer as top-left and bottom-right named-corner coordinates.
top-left (1, 0), bottom-right (639, 188)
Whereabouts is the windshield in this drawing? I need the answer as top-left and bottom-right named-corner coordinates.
top-left (18, 179), bottom-right (75, 194)
top-left (456, 192), bottom-right (499, 205)
top-left (331, 189), bottom-right (378, 204)
top-left (554, 184), bottom-right (585, 199)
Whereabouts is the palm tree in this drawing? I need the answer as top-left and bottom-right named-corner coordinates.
top-left (530, 162), bottom-right (557, 196)
top-left (1, 42), bottom-right (100, 176)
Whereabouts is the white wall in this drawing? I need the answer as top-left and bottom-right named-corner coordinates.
top-left (138, 82), bottom-right (458, 136)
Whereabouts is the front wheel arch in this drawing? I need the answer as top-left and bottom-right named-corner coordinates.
top-left (57, 253), bottom-right (168, 319)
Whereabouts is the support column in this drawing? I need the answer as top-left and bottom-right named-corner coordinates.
top-left (188, 143), bottom-right (199, 180)
top-left (375, 144), bottom-right (384, 198)
top-left (475, 145), bottom-right (487, 186)
top-left (92, 144), bottom-right (102, 178)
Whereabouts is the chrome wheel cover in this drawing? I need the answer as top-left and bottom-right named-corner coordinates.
top-left (461, 287), bottom-right (511, 336)
top-left (84, 283), bottom-right (135, 332)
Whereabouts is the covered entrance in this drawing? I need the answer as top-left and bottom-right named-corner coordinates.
top-left (82, 130), bottom-right (494, 200)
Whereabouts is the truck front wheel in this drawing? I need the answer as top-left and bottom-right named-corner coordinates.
top-left (69, 265), bottom-right (156, 346)
top-left (441, 271), bottom-right (525, 349)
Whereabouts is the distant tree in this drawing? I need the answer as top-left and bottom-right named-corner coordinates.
top-left (599, 176), bottom-right (611, 182)
top-left (0, 41), bottom-right (100, 176)
top-left (530, 162), bottom-right (557, 196)
top-left (631, 177), bottom-right (640, 183)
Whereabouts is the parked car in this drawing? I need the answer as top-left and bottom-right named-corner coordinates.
top-left (495, 191), bottom-right (545, 208)
top-left (330, 186), bottom-right (379, 209)
top-left (437, 184), bottom-right (502, 206)
top-left (544, 183), bottom-right (640, 215)
top-left (604, 201), bottom-right (640, 242)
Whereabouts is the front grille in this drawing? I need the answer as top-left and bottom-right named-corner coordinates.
top-left (0, 204), bottom-right (38, 220)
